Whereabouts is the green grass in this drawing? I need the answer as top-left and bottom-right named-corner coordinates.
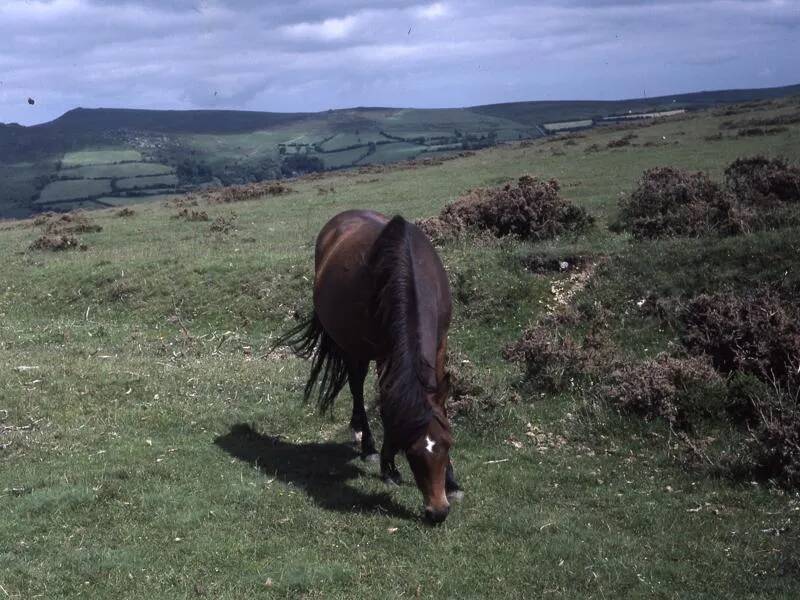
top-left (36, 178), bottom-right (112, 203)
top-left (318, 147), bottom-right (369, 169)
top-left (2, 98), bottom-right (800, 598)
top-left (62, 149), bottom-right (144, 166)
top-left (116, 174), bottom-right (179, 190)
top-left (97, 195), bottom-right (182, 206)
top-left (183, 130), bottom-right (292, 160)
top-left (319, 132), bottom-right (384, 151)
top-left (61, 162), bottom-right (174, 180)
top-left (356, 142), bottom-right (426, 164)
top-left (35, 198), bottom-right (113, 211)
top-left (543, 120), bottom-right (594, 132)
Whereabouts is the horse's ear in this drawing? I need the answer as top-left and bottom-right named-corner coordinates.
top-left (436, 371), bottom-right (452, 406)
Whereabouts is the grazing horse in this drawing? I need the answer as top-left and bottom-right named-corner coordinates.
top-left (276, 210), bottom-right (462, 523)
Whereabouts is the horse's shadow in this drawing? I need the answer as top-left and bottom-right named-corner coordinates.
top-left (214, 423), bottom-right (415, 520)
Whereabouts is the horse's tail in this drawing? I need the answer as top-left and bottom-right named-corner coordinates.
top-left (271, 313), bottom-right (348, 413)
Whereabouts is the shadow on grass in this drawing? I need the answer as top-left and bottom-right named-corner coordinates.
top-left (214, 423), bottom-right (416, 520)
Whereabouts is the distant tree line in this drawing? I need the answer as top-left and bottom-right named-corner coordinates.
top-left (460, 131), bottom-right (498, 150)
top-left (280, 154), bottom-right (325, 176)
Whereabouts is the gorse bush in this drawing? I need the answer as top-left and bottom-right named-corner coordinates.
top-left (445, 350), bottom-right (497, 417)
top-left (613, 157), bottom-right (800, 239)
top-left (724, 155), bottom-right (800, 206)
top-left (29, 234), bottom-right (85, 251)
top-left (601, 354), bottom-right (725, 428)
top-left (39, 211), bottom-right (103, 235)
top-left (503, 326), bottom-right (588, 392)
top-left (173, 208), bottom-right (209, 221)
top-left (613, 167), bottom-right (744, 239)
top-left (505, 272), bottom-right (800, 487)
top-left (723, 382), bottom-right (800, 489)
top-left (724, 371), bottom-right (772, 425)
top-left (417, 176), bottom-right (594, 242)
top-left (749, 386), bottom-right (800, 489)
top-left (681, 291), bottom-right (800, 386)
top-left (503, 322), bottom-right (615, 393)
top-left (204, 181), bottom-right (292, 204)
top-left (210, 214), bottom-right (238, 233)
top-left (27, 210), bottom-right (100, 251)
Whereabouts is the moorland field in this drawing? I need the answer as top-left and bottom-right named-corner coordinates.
top-left (1, 94), bottom-right (800, 598)
top-left (2, 83), bottom-right (798, 218)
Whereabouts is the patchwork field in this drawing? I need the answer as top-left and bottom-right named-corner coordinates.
top-left (318, 132), bottom-right (385, 151)
top-left (35, 178), bottom-right (113, 204)
top-left (357, 142), bottom-right (428, 164)
top-left (116, 174), bottom-right (179, 190)
top-left (27, 151), bottom-right (180, 210)
top-left (0, 161), bottom-right (60, 217)
top-left (61, 163), bottom-right (174, 180)
top-left (320, 147), bottom-right (372, 169)
top-left (543, 120), bottom-right (594, 132)
top-left (61, 149), bottom-right (144, 166)
top-left (2, 96), bottom-right (800, 598)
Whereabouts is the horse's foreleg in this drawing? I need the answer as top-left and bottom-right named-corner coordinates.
top-left (380, 441), bottom-right (402, 486)
top-left (347, 360), bottom-right (378, 461)
top-left (445, 460), bottom-right (464, 502)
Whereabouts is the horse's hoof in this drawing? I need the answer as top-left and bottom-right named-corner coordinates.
top-left (447, 490), bottom-right (465, 503)
top-left (383, 474), bottom-right (401, 487)
top-left (351, 430), bottom-right (363, 445)
top-left (363, 453), bottom-right (380, 463)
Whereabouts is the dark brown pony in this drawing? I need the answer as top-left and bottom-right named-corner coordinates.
top-left (276, 210), bottom-right (462, 523)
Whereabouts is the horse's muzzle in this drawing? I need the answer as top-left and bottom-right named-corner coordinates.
top-left (424, 506), bottom-right (450, 524)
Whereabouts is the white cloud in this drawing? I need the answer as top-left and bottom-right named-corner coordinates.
top-left (0, 0), bottom-right (83, 19)
top-left (280, 14), bottom-right (361, 41)
top-left (415, 2), bottom-right (449, 20)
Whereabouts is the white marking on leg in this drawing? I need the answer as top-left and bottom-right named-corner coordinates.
top-left (425, 435), bottom-right (436, 454)
top-left (351, 430), bottom-right (363, 444)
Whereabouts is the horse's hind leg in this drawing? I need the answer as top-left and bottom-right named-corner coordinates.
top-left (347, 360), bottom-right (378, 461)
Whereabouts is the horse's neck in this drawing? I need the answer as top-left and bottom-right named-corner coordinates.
top-left (402, 261), bottom-right (439, 390)
top-left (372, 215), bottom-right (440, 392)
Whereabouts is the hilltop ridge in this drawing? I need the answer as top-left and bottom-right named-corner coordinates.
top-left (1, 82), bottom-right (798, 218)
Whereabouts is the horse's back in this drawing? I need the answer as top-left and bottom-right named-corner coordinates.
top-left (313, 209), bottom-right (450, 362)
top-left (313, 210), bottom-right (389, 359)
top-left (314, 210), bottom-right (388, 267)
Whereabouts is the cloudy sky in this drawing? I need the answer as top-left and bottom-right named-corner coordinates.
top-left (1, 0), bottom-right (798, 125)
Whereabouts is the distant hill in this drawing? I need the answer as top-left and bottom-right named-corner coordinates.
top-left (470, 83), bottom-right (800, 126)
top-left (49, 107), bottom-right (314, 135)
top-left (1, 82), bottom-right (798, 218)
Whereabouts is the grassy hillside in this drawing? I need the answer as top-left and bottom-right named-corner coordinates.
top-left (2, 83), bottom-right (798, 219)
top-left (1, 95), bottom-right (800, 598)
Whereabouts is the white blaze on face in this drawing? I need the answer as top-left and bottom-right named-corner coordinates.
top-left (425, 435), bottom-right (436, 454)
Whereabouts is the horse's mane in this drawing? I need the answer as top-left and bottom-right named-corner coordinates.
top-left (369, 215), bottom-right (435, 450)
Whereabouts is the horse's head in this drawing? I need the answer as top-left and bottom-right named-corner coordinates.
top-left (405, 374), bottom-right (453, 524)
top-left (406, 411), bottom-right (452, 523)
